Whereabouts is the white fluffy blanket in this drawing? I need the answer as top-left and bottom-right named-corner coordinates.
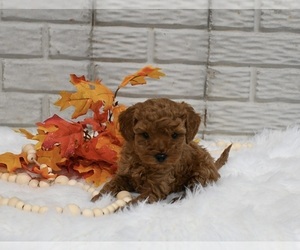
top-left (0, 126), bottom-right (299, 245)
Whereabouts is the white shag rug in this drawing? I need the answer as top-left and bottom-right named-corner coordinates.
top-left (0, 126), bottom-right (299, 247)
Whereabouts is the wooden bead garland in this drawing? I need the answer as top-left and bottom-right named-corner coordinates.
top-left (0, 171), bottom-right (133, 217)
top-left (0, 141), bottom-right (253, 217)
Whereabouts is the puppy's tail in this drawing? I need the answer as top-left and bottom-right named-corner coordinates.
top-left (214, 144), bottom-right (232, 170)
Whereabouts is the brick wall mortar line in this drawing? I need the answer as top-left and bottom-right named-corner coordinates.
top-left (203, 3), bottom-right (213, 139)
top-left (42, 23), bottom-right (49, 59)
top-left (0, 60), bottom-right (3, 91)
top-left (250, 67), bottom-right (257, 102)
top-left (147, 28), bottom-right (154, 63)
top-left (88, 4), bottom-right (96, 80)
top-left (41, 94), bottom-right (50, 121)
top-left (254, 0), bottom-right (262, 32)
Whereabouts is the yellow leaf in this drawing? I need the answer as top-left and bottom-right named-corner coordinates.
top-left (74, 163), bottom-right (113, 187)
top-left (55, 76), bottom-right (114, 118)
top-left (0, 152), bottom-right (24, 172)
top-left (15, 128), bottom-right (35, 140)
top-left (54, 91), bottom-right (73, 111)
top-left (36, 146), bottom-right (66, 172)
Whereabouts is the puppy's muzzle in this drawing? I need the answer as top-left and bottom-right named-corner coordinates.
top-left (155, 153), bottom-right (168, 163)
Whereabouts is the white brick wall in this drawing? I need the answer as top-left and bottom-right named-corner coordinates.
top-left (1, 2), bottom-right (300, 139)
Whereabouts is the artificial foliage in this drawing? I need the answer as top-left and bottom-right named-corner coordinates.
top-left (0, 66), bottom-right (165, 186)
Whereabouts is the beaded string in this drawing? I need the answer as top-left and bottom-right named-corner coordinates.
top-left (0, 144), bottom-right (132, 217)
top-left (0, 141), bottom-right (252, 217)
top-left (0, 171), bottom-right (132, 217)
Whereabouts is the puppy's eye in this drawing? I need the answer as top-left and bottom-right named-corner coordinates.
top-left (172, 132), bottom-right (179, 139)
top-left (142, 132), bottom-right (149, 139)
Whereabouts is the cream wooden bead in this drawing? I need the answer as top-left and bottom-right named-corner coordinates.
top-left (232, 143), bottom-right (241, 150)
top-left (87, 187), bottom-right (96, 194)
top-left (27, 153), bottom-right (36, 163)
top-left (68, 179), bottom-right (77, 186)
top-left (83, 184), bottom-right (91, 191)
top-left (23, 204), bottom-right (32, 212)
top-left (111, 203), bottom-right (119, 210)
top-left (29, 179), bottom-right (39, 188)
top-left (106, 205), bottom-right (115, 213)
top-left (39, 206), bottom-right (48, 214)
top-left (93, 208), bottom-right (104, 217)
top-left (123, 196), bottom-right (132, 203)
top-left (39, 180), bottom-right (50, 188)
top-left (76, 182), bottom-right (84, 188)
top-left (8, 174), bottom-right (17, 183)
top-left (22, 144), bottom-right (35, 153)
top-left (48, 173), bottom-right (56, 181)
top-left (55, 175), bottom-right (69, 185)
top-left (102, 207), bottom-right (110, 215)
top-left (1, 198), bottom-right (9, 205)
top-left (27, 149), bottom-right (36, 155)
top-left (82, 208), bottom-right (94, 217)
top-left (16, 173), bottom-right (32, 185)
top-left (16, 201), bottom-right (25, 210)
top-left (92, 190), bottom-right (99, 197)
top-left (64, 204), bottom-right (81, 216)
top-left (1, 173), bottom-right (9, 181)
top-left (31, 205), bottom-right (40, 213)
top-left (217, 141), bottom-right (226, 147)
top-left (8, 197), bottom-right (19, 207)
top-left (116, 191), bottom-right (131, 200)
top-left (56, 207), bottom-right (63, 213)
top-left (115, 199), bottom-right (126, 207)
top-left (40, 164), bottom-right (48, 169)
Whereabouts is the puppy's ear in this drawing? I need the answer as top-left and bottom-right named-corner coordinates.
top-left (118, 105), bottom-right (136, 141)
top-left (181, 102), bottom-right (201, 143)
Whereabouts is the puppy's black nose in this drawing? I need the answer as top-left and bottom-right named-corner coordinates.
top-left (155, 153), bottom-right (167, 163)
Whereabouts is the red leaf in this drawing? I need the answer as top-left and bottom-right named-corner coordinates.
top-left (40, 115), bottom-right (84, 158)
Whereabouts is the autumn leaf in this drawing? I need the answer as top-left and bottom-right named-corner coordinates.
top-left (39, 115), bottom-right (84, 158)
top-left (111, 104), bottom-right (126, 122)
top-left (76, 137), bottom-right (119, 164)
top-left (32, 166), bottom-right (58, 179)
top-left (74, 162), bottom-right (113, 187)
top-left (118, 66), bottom-right (165, 89)
top-left (15, 128), bottom-right (35, 140)
top-left (81, 101), bottom-right (109, 132)
top-left (55, 75), bottom-right (114, 119)
top-left (53, 91), bottom-right (73, 111)
top-left (105, 104), bottom-right (126, 142)
top-left (0, 152), bottom-right (24, 172)
top-left (36, 146), bottom-right (66, 172)
top-left (70, 74), bottom-right (86, 85)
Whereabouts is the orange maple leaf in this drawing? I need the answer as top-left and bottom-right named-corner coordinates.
top-left (36, 146), bottom-right (66, 172)
top-left (55, 75), bottom-right (114, 119)
top-left (0, 152), bottom-right (25, 172)
top-left (74, 163), bottom-right (113, 187)
top-left (32, 166), bottom-right (58, 179)
top-left (118, 66), bottom-right (165, 88)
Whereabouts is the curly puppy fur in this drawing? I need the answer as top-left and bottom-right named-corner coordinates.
top-left (92, 98), bottom-right (231, 204)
